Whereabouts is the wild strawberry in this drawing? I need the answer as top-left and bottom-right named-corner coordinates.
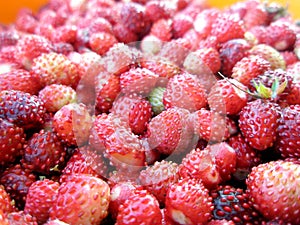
top-left (145, 1), bottom-right (175, 22)
top-left (147, 107), bottom-right (193, 156)
top-left (95, 72), bottom-right (121, 114)
top-left (120, 2), bottom-right (151, 35)
top-left (21, 129), bottom-right (67, 174)
top-left (179, 148), bottom-right (221, 189)
top-left (104, 125), bottom-right (146, 172)
top-left (0, 30), bottom-right (20, 48)
top-left (31, 52), bottom-right (81, 88)
top-left (24, 179), bottom-right (60, 224)
top-left (139, 58), bottom-right (181, 87)
top-left (116, 189), bottom-right (162, 225)
top-left (243, 2), bottom-right (269, 29)
top-left (207, 219), bottom-right (235, 225)
top-left (219, 38), bottom-right (251, 77)
top-left (228, 133), bottom-right (261, 181)
top-left (165, 178), bottom-right (213, 224)
top-left (280, 51), bottom-right (299, 66)
top-left (44, 219), bottom-right (70, 225)
top-left (182, 29), bottom-right (203, 51)
top-left (150, 19), bottom-right (173, 42)
top-left (109, 181), bottom-right (143, 219)
top-left (192, 108), bottom-right (230, 143)
top-left (15, 9), bottom-right (38, 34)
top-left (193, 8), bottom-right (220, 39)
top-left (60, 146), bottom-right (108, 182)
top-left (51, 25), bottom-right (77, 44)
top-left (38, 84), bottom-right (77, 113)
top-left (113, 24), bottom-right (139, 44)
top-left (0, 210), bottom-right (9, 225)
top-left (50, 174), bottom-right (110, 225)
top-left (238, 99), bottom-right (281, 150)
top-left (281, 82), bottom-right (300, 105)
top-left (163, 72), bottom-right (208, 112)
top-left (139, 160), bottom-right (180, 204)
top-left (110, 93), bottom-right (152, 135)
top-left (88, 17), bottom-right (113, 35)
top-left (264, 21), bottom-right (297, 51)
top-left (0, 119), bottom-right (26, 166)
top-left (53, 103), bottom-right (92, 146)
top-left (89, 32), bottom-right (118, 56)
top-left (0, 164), bottom-right (36, 209)
top-left (208, 78), bottom-right (248, 115)
top-left (15, 34), bottom-right (54, 69)
top-left (0, 69), bottom-right (41, 95)
top-left (120, 67), bottom-right (159, 96)
top-left (0, 90), bottom-right (46, 130)
top-left (211, 185), bottom-right (261, 224)
top-left (210, 13), bottom-right (245, 44)
top-left (231, 55), bottom-right (271, 87)
top-left (172, 14), bottom-right (193, 39)
top-left (0, 185), bottom-right (15, 215)
top-left (148, 87), bottom-right (166, 115)
top-left (140, 35), bottom-right (163, 55)
top-left (249, 44), bottom-right (286, 70)
top-left (276, 104), bottom-right (300, 158)
top-left (246, 160), bottom-right (300, 224)
top-left (6, 211), bottom-right (38, 225)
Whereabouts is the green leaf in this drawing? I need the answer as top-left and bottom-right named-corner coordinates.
top-left (256, 82), bottom-right (272, 99)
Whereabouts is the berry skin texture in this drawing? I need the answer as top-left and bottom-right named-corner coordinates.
top-left (24, 179), bottom-right (60, 224)
top-left (0, 185), bottom-right (15, 215)
top-left (38, 84), bottom-right (77, 113)
top-left (246, 160), bottom-right (300, 224)
top-left (0, 119), bottom-right (26, 166)
top-left (276, 104), bottom-right (300, 158)
top-left (238, 99), bottom-right (281, 151)
top-left (50, 174), bottom-right (110, 225)
top-left (89, 32), bottom-right (118, 56)
top-left (165, 178), bottom-right (213, 225)
top-left (0, 90), bottom-right (46, 130)
top-left (116, 189), bottom-right (162, 225)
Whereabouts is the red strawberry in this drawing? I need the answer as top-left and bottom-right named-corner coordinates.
top-left (163, 72), bottom-right (207, 112)
top-left (116, 189), bottom-right (162, 225)
top-left (0, 30), bottom-right (20, 48)
top-left (246, 160), bottom-right (300, 224)
top-left (192, 108), bottom-right (230, 143)
top-left (208, 78), bottom-right (248, 115)
top-left (0, 210), bottom-right (9, 225)
top-left (0, 69), bottom-right (41, 95)
top-left (88, 17), bottom-right (113, 35)
top-left (210, 13), bottom-right (245, 43)
top-left (109, 181), bottom-right (143, 219)
top-left (21, 129), bottom-right (67, 174)
top-left (15, 34), bottom-right (54, 69)
top-left (120, 2), bottom-right (151, 35)
top-left (179, 148), bottom-right (221, 189)
top-left (50, 174), bottom-right (110, 225)
top-left (147, 107), bottom-right (193, 156)
top-left (231, 55), bottom-right (271, 87)
top-left (24, 179), bottom-right (60, 224)
top-left (238, 99), bottom-right (281, 150)
top-left (139, 160), bottom-right (180, 204)
top-left (171, 14), bottom-right (193, 38)
top-left (60, 146), bottom-right (108, 182)
top-left (165, 178), bottom-right (213, 224)
top-left (0, 185), bottom-right (15, 215)
top-left (281, 82), bottom-right (300, 105)
top-left (276, 104), bottom-right (300, 158)
top-left (0, 119), bottom-right (26, 166)
top-left (249, 44), bottom-right (286, 70)
top-left (95, 72), bottom-right (121, 114)
top-left (0, 90), bottom-right (46, 130)
top-left (207, 219), bottom-right (235, 225)
top-left (243, 2), bottom-right (269, 29)
top-left (280, 51), bottom-right (299, 66)
top-left (211, 185), bottom-right (260, 224)
top-left (38, 84), bottom-right (77, 113)
top-left (15, 9), bottom-right (38, 34)
top-left (44, 219), bottom-right (70, 225)
top-left (0, 164), bottom-right (36, 209)
top-left (120, 67), bottom-right (158, 96)
top-left (110, 93), bottom-right (152, 135)
top-left (228, 133), bottom-right (261, 181)
top-left (104, 125), bottom-right (146, 172)
top-left (113, 24), bottom-right (139, 44)
top-left (6, 211), bottom-right (38, 225)
top-left (219, 38), bottom-right (251, 77)
top-left (31, 52), bottom-right (81, 88)
top-left (184, 47), bottom-right (221, 75)
top-left (53, 103), bottom-right (92, 146)
top-left (150, 19), bottom-right (173, 41)
top-left (51, 25), bottom-right (77, 44)
top-left (89, 32), bottom-right (118, 56)
top-left (145, 1), bottom-right (175, 22)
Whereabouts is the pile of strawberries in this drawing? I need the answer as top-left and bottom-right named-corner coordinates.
top-left (0, 0), bottom-right (300, 224)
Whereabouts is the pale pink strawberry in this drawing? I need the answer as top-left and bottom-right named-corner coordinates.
top-left (150, 19), bottom-right (173, 42)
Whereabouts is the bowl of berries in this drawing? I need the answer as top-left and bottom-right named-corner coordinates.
top-left (0, 0), bottom-right (300, 225)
